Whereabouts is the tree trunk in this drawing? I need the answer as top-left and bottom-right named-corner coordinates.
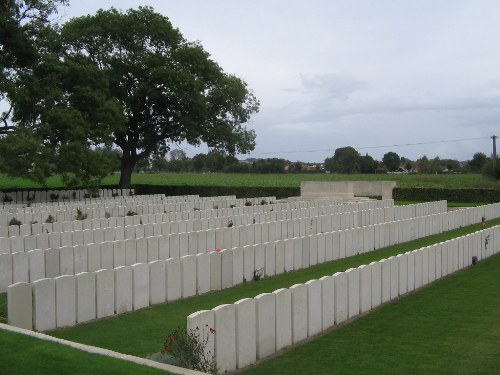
top-left (119, 157), bottom-right (135, 189)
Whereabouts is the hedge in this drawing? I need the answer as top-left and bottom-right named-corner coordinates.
top-left (393, 187), bottom-right (500, 203)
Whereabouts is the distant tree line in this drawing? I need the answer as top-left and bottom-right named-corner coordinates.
top-left (121, 147), bottom-right (499, 179)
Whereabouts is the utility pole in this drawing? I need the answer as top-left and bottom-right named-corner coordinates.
top-left (492, 135), bottom-right (498, 169)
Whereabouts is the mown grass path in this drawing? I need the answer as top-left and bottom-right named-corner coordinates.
top-left (46, 219), bottom-right (500, 358)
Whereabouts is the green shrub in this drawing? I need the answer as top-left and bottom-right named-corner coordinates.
top-left (45, 215), bottom-right (55, 224)
top-left (159, 325), bottom-right (218, 374)
top-left (75, 208), bottom-right (88, 221)
top-left (104, 212), bottom-right (111, 219)
top-left (126, 210), bottom-right (137, 216)
top-left (9, 217), bottom-right (22, 226)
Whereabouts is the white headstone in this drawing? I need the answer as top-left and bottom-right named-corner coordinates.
top-left (273, 288), bottom-right (292, 351)
top-left (255, 293), bottom-right (276, 359)
top-left (7, 282), bottom-right (33, 330)
top-left (132, 263), bottom-right (150, 310)
top-left (234, 298), bottom-right (256, 369)
top-left (166, 257), bottom-right (182, 301)
top-left (55, 275), bottom-right (76, 328)
top-left (114, 266), bottom-right (133, 314)
top-left (290, 283), bottom-right (308, 344)
top-left (33, 278), bottom-right (56, 331)
top-left (213, 304), bottom-right (237, 373)
top-left (96, 269), bottom-right (115, 318)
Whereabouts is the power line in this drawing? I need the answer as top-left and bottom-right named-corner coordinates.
top-left (249, 136), bottom-right (490, 156)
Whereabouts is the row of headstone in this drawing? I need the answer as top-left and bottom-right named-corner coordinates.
top-left (0, 196), bottom-right (276, 226)
top-left (5, 203), bottom-right (499, 329)
top-left (0, 201), bottom-right (443, 257)
top-left (0, 197), bottom-right (369, 236)
top-left (0, 189), bottom-right (135, 205)
top-left (1, 201), bottom-right (492, 292)
top-left (188, 226), bottom-right (498, 373)
top-left (0, 194), bottom-right (237, 214)
top-left (0, 195), bottom-right (243, 214)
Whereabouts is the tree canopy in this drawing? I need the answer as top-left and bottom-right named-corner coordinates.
top-left (382, 151), bottom-right (401, 172)
top-left (324, 146), bottom-right (361, 174)
top-left (1, 6), bottom-right (259, 187)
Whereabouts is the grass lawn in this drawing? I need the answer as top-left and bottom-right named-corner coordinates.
top-left (0, 329), bottom-right (173, 375)
top-left (240, 252), bottom-right (500, 375)
top-left (38, 219), bottom-right (499, 359)
top-left (1, 172), bottom-right (499, 190)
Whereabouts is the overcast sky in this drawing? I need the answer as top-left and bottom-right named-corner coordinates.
top-left (58, 0), bottom-right (500, 163)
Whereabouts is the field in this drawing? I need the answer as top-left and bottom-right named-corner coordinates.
top-left (0, 172), bottom-right (499, 190)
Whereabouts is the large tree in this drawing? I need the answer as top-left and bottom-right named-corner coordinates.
top-left (382, 151), bottom-right (400, 172)
top-left (324, 146), bottom-right (361, 174)
top-left (3, 6), bottom-right (259, 188)
top-left (61, 7), bottom-right (258, 187)
top-left (1, 0), bottom-right (68, 133)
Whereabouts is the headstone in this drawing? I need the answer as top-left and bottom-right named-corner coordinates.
top-left (380, 259), bottom-right (391, 303)
top-left (346, 268), bottom-right (360, 319)
top-left (166, 257), bottom-right (181, 301)
top-left (149, 260), bottom-right (166, 305)
top-left (213, 304), bottom-right (237, 373)
top-left (234, 298), bottom-right (256, 369)
top-left (333, 272), bottom-right (348, 324)
top-left (12, 251), bottom-right (29, 284)
top-left (187, 310), bottom-right (215, 367)
top-left (44, 248), bottom-right (60, 278)
top-left (232, 247), bottom-right (244, 286)
top-left (397, 254), bottom-right (408, 295)
top-left (55, 275), bottom-right (76, 328)
top-left (320, 275), bottom-right (335, 331)
top-left (389, 256), bottom-right (399, 299)
top-left (221, 250), bottom-right (234, 289)
top-left (264, 242), bottom-right (276, 277)
top-left (132, 263), bottom-right (150, 310)
top-left (59, 246), bottom-right (74, 276)
top-left (358, 264), bottom-right (372, 313)
top-left (290, 283), bottom-right (308, 344)
top-left (114, 266), bottom-right (133, 314)
top-left (96, 269), bottom-right (115, 318)
top-left (243, 245), bottom-right (255, 283)
top-left (7, 282), bottom-right (33, 330)
top-left (181, 255), bottom-right (197, 297)
top-left (196, 253), bottom-right (210, 295)
top-left (273, 288), bottom-right (292, 351)
top-left (306, 279), bottom-right (322, 336)
top-left (255, 293), bottom-right (276, 359)
top-left (210, 251), bottom-right (222, 291)
top-left (28, 249), bottom-right (45, 283)
top-left (33, 278), bottom-right (56, 331)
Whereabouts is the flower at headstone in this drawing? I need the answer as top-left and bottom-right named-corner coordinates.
top-left (215, 248), bottom-right (221, 252)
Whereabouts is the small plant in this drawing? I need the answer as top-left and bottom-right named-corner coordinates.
top-left (26, 201), bottom-right (31, 207)
top-left (260, 199), bottom-right (268, 205)
top-left (253, 267), bottom-right (264, 281)
top-left (126, 209), bottom-right (137, 216)
top-left (104, 212), bottom-right (111, 219)
top-left (245, 200), bottom-right (252, 206)
top-left (45, 215), bottom-right (55, 224)
top-left (3, 195), bottom-right (13, 203)
top-left (213, 204), bottom-right (218, 210)
top-left (29, 221), bottom-right (38, 225)
top-left (9, 217), bottom-right (22, 226)
top-left (227, 220), bottom-right (233, 228)
top-left (75, 208), bottom-right (88, 221)
top-left (194, 207), bottom-right (200, 211)
top-left (151, 325), bottom-right (218, 374)
top-left (49, 193), bottom-right (59, 201)
top-left (230, 204), bottom-right (236, 208)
